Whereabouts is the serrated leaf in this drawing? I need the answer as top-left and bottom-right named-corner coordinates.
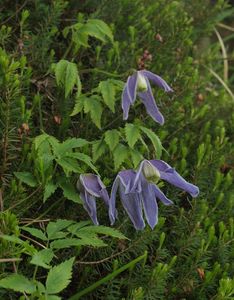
top-left (43, 181), bottom-right (57, 202)
top-left (140, 126), bottom-right (163, 158)
top-left (56, 157), bottom-right (83, 175)
top-left (84, 96), bottom-right (103, 128)
top-left (34, 133), bottom-right (50, 150)
top-left (39, 154), bottom-right (54, 173)
top-left (0, 274), bottom-right (36, 294)
top-left (88, 19), bottom-right (113, 42)
top-left (113, 144), bottom-right (129, 170)
top-left (71, 232), bottom-right (107, 247)
top-left (55, 59), bottom-right (67, 86)
top-left (0, 235), bottom-right (36, 255)
top-left (65, 62), bottom-right (79, 98)
top-left (50, 237), bottom-right (106, 249)
top-left (99, 80), bottom-right (116, 112)
top-left (73, 29), bottom-right (89, 48)
top-left (14, 172), bottom-right (37, 187)
top-left (58, 179), bottom-right (82, 204)
top-left (109, 79), bottom-right (125, 90)
top-left (130, 149), bottom-right (144, 168)
top-left (105, 129), bottom-right (119, 151)
top-left (125, 123), bottom-right (141, 148)
top-left (30, 249), bottom-right (54, 269)
top-left (46, 219), bottom-right (75, 240)
top-left (92, 139), bottom-right (107, 162)
top-left (67, 221), bottom-right (92, 233)
top-left (47, 135), bottom-right (61, 158)
top-left (59, 138), bottom-right (89, 155)
top-left (79, 225), bottom-right (127, 240)
top-left (67, 152), bottom-right (98, 174)
top-left (70, 95), bottom-right (85, 116)
top-left (80, 24), bottom-right (106, 43)
top-left (46, 257), bottom-right (75, 294)
top-left (21, 227), bottom-right (47, 241)
top-left (55, 60), bottom-right (81, 98)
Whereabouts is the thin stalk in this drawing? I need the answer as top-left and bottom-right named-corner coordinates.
top-left (214, 28), bottom-right (228, 82)
top-left (205, 66), bottom-right (234, 101)
top-left (80, 68), bottom-right (125, 78)
top-left (69, 252), bottom-right (147, 300)
top-left (33, 265), bottom-right (38, 281)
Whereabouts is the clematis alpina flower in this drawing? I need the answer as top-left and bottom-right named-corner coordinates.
top-left (133, 159), bottom-right (199, 197)
top-left (110, 159), bottom-right (199, 230)
top-left (109, 169), bottom-right (173, 230)
top-left (77, 174), bottom-right (113, 225)
top-left (122, 70), bottom-right (173, 125)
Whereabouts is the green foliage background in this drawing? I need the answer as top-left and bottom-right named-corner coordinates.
top-left (0, 0), bottom-right (233, 299)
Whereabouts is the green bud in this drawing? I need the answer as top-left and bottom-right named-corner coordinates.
top-left (137, 73), bottom-right (148, 92)
top-left (142, 161), bottom-right (160, 184)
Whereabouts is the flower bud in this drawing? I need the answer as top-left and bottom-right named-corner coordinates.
top-left (142, 161), bottom-right (160, 184)
top-left (137, 72), bottom-right (148, 92)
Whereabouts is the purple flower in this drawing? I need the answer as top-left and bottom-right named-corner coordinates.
top-left (77, 174), bottom-right (113, 225)
top-left (110, 159), bottom-right (199, 230)
top-left (122, 70), bottom-right (173, 125)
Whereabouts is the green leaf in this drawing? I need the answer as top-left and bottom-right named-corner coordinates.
top-left (0, 274), bottom-right (36, 294)
top-left (34, 133), bottom-right (50, 150)
top-left (80, 19), bottom-right (113, 44)
top-left (92, 139), bottom-right (107, 162)
top-left (65, 62), bottom-right (79, 98)
top-left (130, 149), bottom-right (143, 168)
top-left (43, 181), bottom-right (57, 202)
top-left (54, 60), bottom-right (81, 98)
top-left (71, 232), bottom-right (107, 247)
top-left (58, 179), bottom-right (82, 203)
top-left (99, 80), bottom-right (116, 112)
top-left (113, 144), bottom-right (129, 170)
top-left (67, 152), bottom-right (98, 174)
top-left (0, 235), bottom-right (36, 255)
top-left (140, 126), bottom-right (163, 158)
top-left (109, 79), bottom-right (125, 90)
top-left (46, 219), bottom-right (75, 240)
top-left (47, 135), bottom-right (61, 158)
top-left (125, 123), bottom-right (141, 148)
top-left (14, 172), bottom-right (37, 187)
top-left (105, 129), bottom-right (119, 151)
top-left (84, 96), bottom-right (103, 128)
top-left (79, 225), bottom-right (127, 240)
top-left (73, 27), bottom-right (89, 48)
top-left (46, 257), bottom-right (75, 294)
top-left (21, 226), bottom-right (47, 241)
top-left (56, 157), bottom-right (83, 175)
top-left (60, 138), bottom-right (89, 153)
top-left (30, 249), bottom-right (54, 269)
top-left (36, 281), bottom-right (46, 293)
top-left (70, 95), bottom-right (85, 116)
top-left (87, 19), bottom-right (114, 43)
top-left (55, 59), bottom-right (67, 86)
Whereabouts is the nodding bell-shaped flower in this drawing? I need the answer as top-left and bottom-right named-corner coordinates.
top-left (109, 159), bottom-right (199, 230)
top-left (122, 70), bottom-right (173, 125)
top-left (77, 174), bottom-right (114, 225)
